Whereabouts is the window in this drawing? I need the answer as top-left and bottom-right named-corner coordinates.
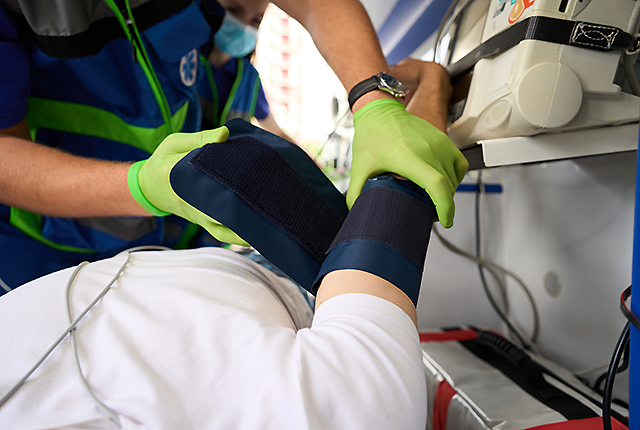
top-left (281, 69), bottom-right (289, 80)
top-left (282, 35), bottom-right (289, 45)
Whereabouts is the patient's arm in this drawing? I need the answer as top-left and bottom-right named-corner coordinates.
top-left (170, 117), bottom-right (439, 315)
top-left (316, 270), bottom-right (418, 326)
top-left (312, 176), bottom-right (436, 326)
top-left (314, 60), bottom-right (452, 325)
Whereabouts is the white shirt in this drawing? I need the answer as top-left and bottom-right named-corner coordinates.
top-left (0, 247), bottom-right (426, 429)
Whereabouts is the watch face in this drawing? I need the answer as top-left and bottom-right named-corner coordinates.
top-left (377, 73), bottom-right (406, 97)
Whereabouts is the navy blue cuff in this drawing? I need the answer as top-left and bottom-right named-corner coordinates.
top-left (314, 176), bottom-right (436, 306)
top-left (362, 175), bottom-right (434, 203)
top-left (313, 239), bottom-right (423, 305)
top-left (170, 119), bottom-right (348, 292)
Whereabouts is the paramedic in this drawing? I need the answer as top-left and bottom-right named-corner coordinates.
top-left (199, 0), bottom-right (295, 143)
top-left (0, 57), bottom-right (451, 428)
top-left (0, 0), bottom-right (468, 291)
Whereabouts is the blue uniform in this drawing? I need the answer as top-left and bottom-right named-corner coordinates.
top-left (198, 55), bottom-right (270, 130)
top-left (0, 0), bottom-right (225, 291)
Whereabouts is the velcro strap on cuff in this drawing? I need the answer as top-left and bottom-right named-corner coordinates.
top-left (170, 119), bottom-right (348, 291)
top-left (314, 176), bottom-right (436, 305)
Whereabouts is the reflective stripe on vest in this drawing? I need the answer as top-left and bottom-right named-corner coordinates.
top-left (8, 0), bottom-right (199, 253)
top-left (202, 57), bottom-right (261, 127)
top-left (220, 58), bottom-right (245, 125)
top-left (27, 97), bottom-right (189, 154)
top-left (249, 75), bottom-right (261, 119)
top-left (10, 98), bottom-right (190, 253)
top-left (9, 208), bottom-right (94, 254)
top-left (221, 73), bottom-right (263, 123)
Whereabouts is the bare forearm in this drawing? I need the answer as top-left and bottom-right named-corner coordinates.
top-left (257, 114), bottom-right (296, 144)
top-left (316, 270), bottom-right (418, 327)
top-left (0, 135), bottom-right (148, 218)
top-left (275, 0), bottom-right (392, 112)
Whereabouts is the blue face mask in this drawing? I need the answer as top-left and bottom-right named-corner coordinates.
top-left (215, 13), bottom-right (259, 58)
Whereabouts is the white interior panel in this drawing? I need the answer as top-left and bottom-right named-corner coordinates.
top-left (358, 0), bottom-right (400, 31)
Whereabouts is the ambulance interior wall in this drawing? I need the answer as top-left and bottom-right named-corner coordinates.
top-left (417, 150), bottom-right (636, 401)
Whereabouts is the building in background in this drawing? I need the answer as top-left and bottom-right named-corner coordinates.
top-left (254, 5), bottom-right (352, 186)
top-left (254, 5), bottom-right (303, 137)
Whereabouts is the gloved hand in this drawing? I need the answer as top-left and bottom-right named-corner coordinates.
top-left (347, 98), bottom-right (468, 228)
top-left (127, 127), bottom-right (249, 245)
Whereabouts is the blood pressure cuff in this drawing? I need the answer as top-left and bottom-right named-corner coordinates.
top-left (170, 118), bottom-right (349, 291)
top-left (313, 176), bottom-right (436, 306)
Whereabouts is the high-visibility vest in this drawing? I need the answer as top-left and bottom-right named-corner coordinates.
top-left (199, 56), bottom-right (262, 130)
top-left (3, 0), bottom-right (216, 254)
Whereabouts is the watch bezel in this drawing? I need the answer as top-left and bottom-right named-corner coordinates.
top-left (376, 72), bottom-right (407, 98)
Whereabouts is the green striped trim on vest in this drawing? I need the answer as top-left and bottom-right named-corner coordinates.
top-left (219, 58), bottom-right (244, 126)
top-left (249, 75), bottom-right (261, 120)
top-left (27, 97), bottom-right (189, 154)
top-left (15, 97), bottom-right (189, 253)
top-left (203, 57), bottom-right (256, 128)
top-left (202, 54), bottom-right (220, 126)
top-left (103, 0), bottom-right (175, 136)
top-left (10, 207), bottom-right (95, 254)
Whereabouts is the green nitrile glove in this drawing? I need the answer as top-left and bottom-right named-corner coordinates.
top-left (128, 127), bottom-right (249, 246)
top-left (347, 99), bottom-right (469, 228)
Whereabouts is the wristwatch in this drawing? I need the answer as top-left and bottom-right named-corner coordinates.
top-left (348, 72), bottom-right (407, 111)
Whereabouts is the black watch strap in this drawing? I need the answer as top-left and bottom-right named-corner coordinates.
top-left (348, 76), bottom-right (380, 111)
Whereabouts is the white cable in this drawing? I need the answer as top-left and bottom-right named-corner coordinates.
top-left (574, 363), bottom-right (610, 376)
top-left (0, 276), bottom-right (11, 293)
top-left (624, 0), bottom-right (640, 96)
top-left (476, 186), bottom-right (510, 324)
top-left (476, 254), bottom-right (519, 342)
top-left (0, 245), bottom-right (170, 416)
top-left (66, 262), bottom-right (122, 427)
top-left (432, 225), bottom-right (542, 354)
top-left (0, 256), bottom-right (129, 410)
top-left (479, 182), bottom-right (512, 340)
top-left (314, 107), bottom-right (350, 161)
top-left (478, 181), bottom-right (510, 318)
top-left (120, 245), bottom-right (172, 253)
top-left (626, 0), bottom-right (640, 34)
top-left (624, 54), bottom-right (640, 96)
top-left (477, 174), bottom-right (538, 350)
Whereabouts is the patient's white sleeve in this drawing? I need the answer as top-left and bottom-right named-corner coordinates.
top-left (0, 248), bottom-right (426, 429)
top-left (293, 294), bottom-right (427, 429)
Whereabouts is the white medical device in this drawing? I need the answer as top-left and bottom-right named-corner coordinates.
top-left (439, 0), bottom-right (640, 165)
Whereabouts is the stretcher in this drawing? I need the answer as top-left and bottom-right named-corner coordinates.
top-left (420, 326), bottom-right (629, 430)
